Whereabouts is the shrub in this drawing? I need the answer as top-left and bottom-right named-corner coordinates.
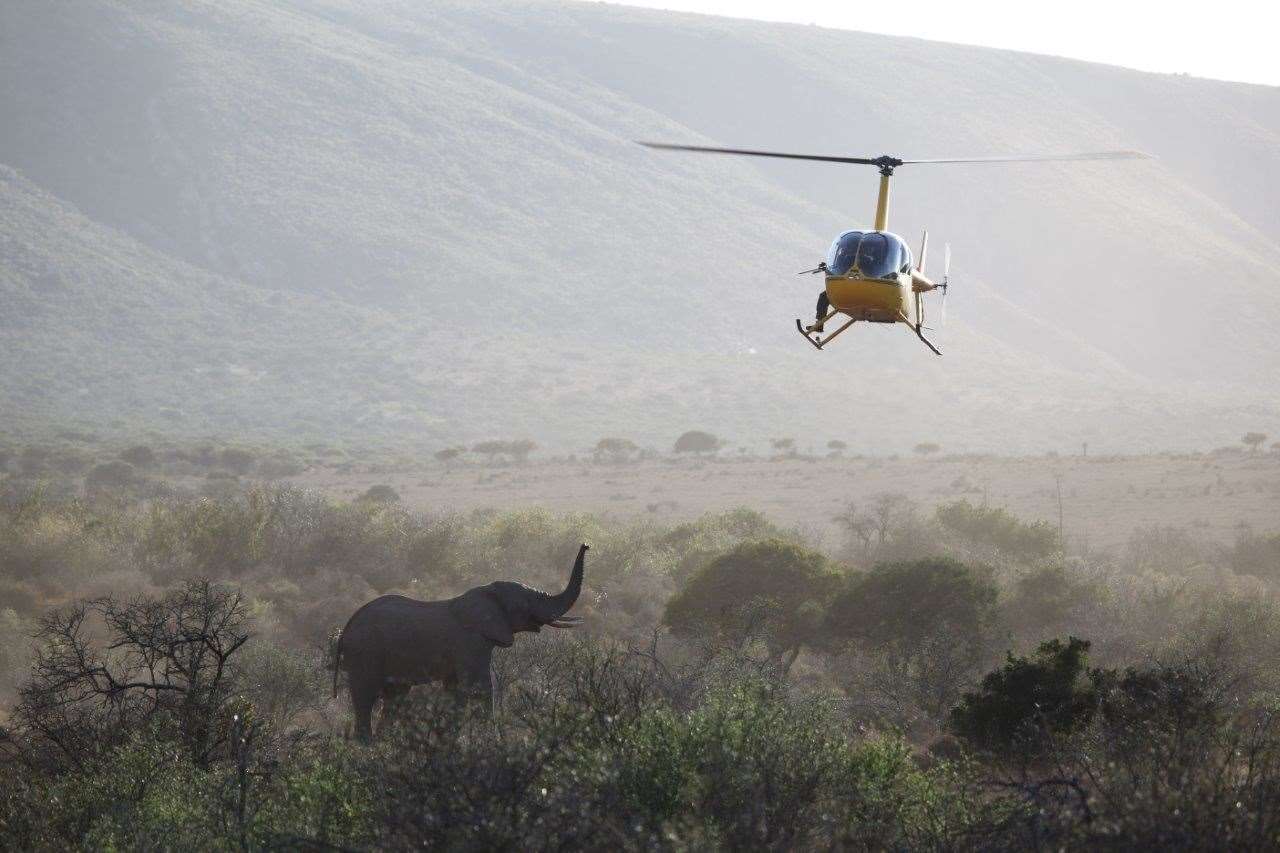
top-left (829, 557), bottom-right (998, 653)
top-left (1124, 524), bottom-right (1207, 576)
top-left (219, 447), bottom-right (257, 474)
top-left (11, 580), bottom-right (251, 769)
top-left (120, 445), bottom-right (156, 468)
top-left (593, 437), bottom-right (639, 462)
top-left (1228, 529), bottom-right (1280, 580)
top-left (936, 499), bottom-right (1059, 562)
top-left (664, 539), bottom-right (839, 671)
top-left (949, 636), bottom-right (1099, 756)
top-left (1004, 564), bottom-right (1104, 641)
top-left (85, 460), bottom-right (137, 491)
top-left (433, 446), bottom-right (464, 466)
top-left (358, 484), bottom-right (400, 503)
top-left (828, 557), bottom-right (1000, 718)
top-left (672, 430), bottom-right (724, 455)
top-left (256, 455), bottom-right (305, 478)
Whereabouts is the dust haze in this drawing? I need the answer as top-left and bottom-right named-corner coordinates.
top-left (2, 1), bottom-right (1280, 849)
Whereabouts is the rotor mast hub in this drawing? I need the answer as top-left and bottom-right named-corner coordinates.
top-left (872, 157), bottom-right (899, 230)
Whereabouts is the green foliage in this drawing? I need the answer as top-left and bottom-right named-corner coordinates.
top-left (219, 448), bottom-right (256, 475)
top-left (828, 556), bottom-right (998, 651)
top-left (672, 430), bottom-right (724, 454)
top-left (3, 483), bottom-right (1280, 848)
top-left (1004, 563), bottom-right (1105, 640)
top-left (471, 439), bottom-right (537, 463)
top-left (358, 484), bottom-right (401, 503)
top-left (828, 557), bottom-right (1001, 718)
top-left (949, 636), bottom-right (1099, 755)
top-left (1228, 528), bottom-right (1280, 580)
top-left (936, 499), bottom-right (1060, 562)
top-left (119, 445), bottom-right (156, 468)
top-left (84, 459), bottom-right (137, 491)
top-left (1242, 431), bottom-right (1267, 451)
top-left (1125, 524), bottom-right (1207, 575)
top-left (593, 436), bottom-right (639, 462)
top-left (664, 538), bottom-right (839, 664)
top-left (433, 446), bottom-right (464, 464)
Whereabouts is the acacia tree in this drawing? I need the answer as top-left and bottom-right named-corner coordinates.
top-left (435, 440), bottom-right (465, 468)
top-left (471, 440), bottom-right (508, 464)
top-left (832, 493), bottom-right (916, 562)
top-left (673, 431), bottom-right (725, 456)
top-left (770, 438), bottom-right (796, 456)
top-left (593, 437), bottom-right (639, 463)
top-left (827, 557), bottom-right (1000, 719)
top-left (12, 580), bottom-right (251, 769)
top-left (663, 539), bottom-right (840, 674)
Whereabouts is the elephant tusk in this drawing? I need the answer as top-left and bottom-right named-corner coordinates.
top-left (549, 617), bottom-right (583, 628)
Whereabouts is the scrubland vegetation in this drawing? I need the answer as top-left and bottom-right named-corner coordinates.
top-left (2, 461), bottom-right (1280, 850)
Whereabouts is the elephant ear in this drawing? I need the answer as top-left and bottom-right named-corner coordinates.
top-left (449, 587), bottom-right (515, 647)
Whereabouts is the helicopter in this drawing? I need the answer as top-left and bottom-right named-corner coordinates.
top-left (639, 142), bottom-right (1149, 355)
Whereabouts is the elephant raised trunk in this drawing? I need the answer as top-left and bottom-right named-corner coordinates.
top-left (541, 543), bottom-right (587, 624)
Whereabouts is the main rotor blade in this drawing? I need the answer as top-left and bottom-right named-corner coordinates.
top-left (638, 141), bottom-right (879, 165)
top-left (902, 150), bottom-right (1150, 164)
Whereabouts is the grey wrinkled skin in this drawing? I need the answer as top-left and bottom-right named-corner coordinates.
top-left (333, 544), bottom-right (587, 741)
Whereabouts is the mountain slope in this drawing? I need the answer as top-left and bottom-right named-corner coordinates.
top-left (1, 0), bottom-right (1278, 452)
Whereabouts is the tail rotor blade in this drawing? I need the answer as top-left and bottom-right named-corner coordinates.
top-left (941, 243), bottom-right (951, 328)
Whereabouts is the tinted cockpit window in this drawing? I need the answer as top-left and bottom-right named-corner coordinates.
top-left (826, 231), bottom-right (863, 275)
top-left (826, 231), bottom-right (908, 278)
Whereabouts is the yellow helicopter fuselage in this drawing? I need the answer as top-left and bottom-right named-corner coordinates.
top-left (825, 270), bottom-right (913, 325)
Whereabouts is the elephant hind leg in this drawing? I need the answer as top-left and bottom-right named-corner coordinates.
top-left (378, 683), bottom-right (411, 736)
top-left (349, 670), bottom-right (382, 743)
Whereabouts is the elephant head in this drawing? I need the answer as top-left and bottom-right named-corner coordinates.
top-left (449, 544), bottom-right (588, 647)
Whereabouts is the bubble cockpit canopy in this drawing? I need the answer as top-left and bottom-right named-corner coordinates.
top-left (826, 231), bottom-right (912, 279)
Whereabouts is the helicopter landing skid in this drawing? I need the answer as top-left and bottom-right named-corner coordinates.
top-left (795, 316), bottom-right (856, 350)
top-left (910, 323), bottom-right (942, 356)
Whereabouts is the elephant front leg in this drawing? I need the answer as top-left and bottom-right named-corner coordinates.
top-left (457, 659), bottom-right (495, 714)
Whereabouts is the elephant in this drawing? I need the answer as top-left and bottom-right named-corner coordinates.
top-left (332, 543), bottom-right (588, 741)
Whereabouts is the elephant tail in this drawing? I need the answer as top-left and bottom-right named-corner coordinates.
top-left (331, 632), bottom-right (343, 698)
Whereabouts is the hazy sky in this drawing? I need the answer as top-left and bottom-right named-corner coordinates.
top-left (614, 0), bottom-right (1280, 86)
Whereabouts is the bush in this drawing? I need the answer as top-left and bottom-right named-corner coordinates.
top-left (664, 539), bottom-right (839, 671)
top-left (936, 499), bottom-right (1059, 562)
top-left (219, 447), bottom-right (257, 475)
top-left (1228, 529), bottom-right (1280, 580)
top-left (828, 557), bottom-right (1000, 718)
top-left (593, 437), bottom-right (639, 462)
top-left (672, 430), bottom-right (724, 455)
top-left (120, 445), bottom-right (156, 468)
top-left (1125, 524), bottom-right (1206, 576)
top-left (85, 460), bottom-right (137, 491)
top-left (358, 484), bottom-right (400, 503)
top-left (949, 636), bottom-right (1099, 756)
top-left (11, 580), bottom-right (251, 769)
top-left (1004, 564), bottom-right (1105, 641)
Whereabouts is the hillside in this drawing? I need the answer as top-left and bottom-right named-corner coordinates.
top-left (2, 0), bottom-right (1279, 453)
